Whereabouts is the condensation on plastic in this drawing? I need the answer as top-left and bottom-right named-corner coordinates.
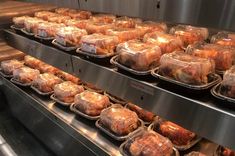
top-left (13, 66), bottom-right (40, 84)
top-left (1, 59), bottom-right (24, 75)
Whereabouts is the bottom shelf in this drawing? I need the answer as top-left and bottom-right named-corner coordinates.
top-left (0, 76), bottom-right (219, 156)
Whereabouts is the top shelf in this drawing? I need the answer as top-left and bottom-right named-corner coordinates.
top-left (3, 29), bottom-right (235, 150)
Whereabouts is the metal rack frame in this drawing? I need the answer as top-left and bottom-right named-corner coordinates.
top-left (3, 29), bottom-right (235, 150)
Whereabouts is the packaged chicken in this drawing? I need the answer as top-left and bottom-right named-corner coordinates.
top-left (221, 147), bottom-right (235, 156)
top-left (170, 25), bottom-right (208, 47)
top-left (56, 71), bottom-right (81, 84)
top-left (99, 105), bottom-right (139, 136)
top-left (55, 26), bottom-right (87, 46)
top-left (211, 32), bottom-right (235, 47)
top-left (1, 59), bottom-right (24, 75)
top-left (185, 152), bottom-right (207, 156)
top-left (55, 8), bottom-right (72, 15)
top-left (114, 16), bottom-right (142, 28)
top-left (116, 40), bottom-right (162, 71)
top-left (38, 63), bottom-right (59, 75)
top-left (80, 33), bottom-right (119, 55)
top-left (24, 55), bottom-right (42, 69)
top-left (120, 128), bottom-right (174, 156)
top-left (34, 11), bottom-right (57, 21)
top-left (126, 103), bottom-right (155, 123)
top-left (53, 81), bottom-right (84, 103)
top-left (12, 66), bottom-right (39, 84)
top-left (24, 18), bottom-right (44, 34)
top-left (47, 15), bottom-right (71, 24)
top-left (220, 66), bottom-right (235, 98)
top-left (36, 22), bottom-right (65, 38)
top-left (32, 73), bottom-right (62, 93)
top-left (159, 51), bottom-right (215, 85)
top-left (106, 28), bottom-right (141, 43)
top-left (187, 42), bottom-right (235, 72)
top-left (64, 19), bottom-right (90, 29)
top-left (12, 16), bottom-right (31, 28)
top-left (91, 14), bottom-right (116, 23)
top-left (85, 22), bottom-right (114, 34)
top-left (136, 21), bottom-right (167, 37)
top-left (143, 32), bottom-right (183, 54)
top-left (68, 10), bottom-right (92, 20)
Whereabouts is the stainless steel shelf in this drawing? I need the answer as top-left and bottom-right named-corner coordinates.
top-left (3, 29), bottom-right (235, 150)
top-left (0, 76), bottom-right (121, 156)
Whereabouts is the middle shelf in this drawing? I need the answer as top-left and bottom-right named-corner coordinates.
top-left (3, 29), bottom-right (235, 150)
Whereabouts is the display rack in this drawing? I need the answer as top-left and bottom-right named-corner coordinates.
top-left (3, 29), bottom-right (235, 150)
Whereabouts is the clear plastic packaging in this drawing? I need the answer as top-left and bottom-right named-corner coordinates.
top-left (36, 22), bottom-right (65, 38)
top-left (99, 104), bottom-right (139, 136)
top-left (12, 16), bottom-right (31, 28)
top-left (185, 152), bottom-right (207, 156)
top-left (67, 10), bottom-right (92, 20)
top-left (85, 22), bottom-right (114, 34)
top-left (73, 90), bottom-right (110, 116)
top-left (79, 33), bottom-right (119, 55)
top-left (187, 42), bottom-right (235, 72)
top-left (53, 81), bottom-right (84, 103)
top-left (159, 51), bottom-right (215, 85)
top-left (143, 32), bottom-right (183, 54)
top-left (126, 103), bottom-right (155, 124)
top-left (170, 25), bottom-right (208, 47)
top-left (136, 21), bottom-right (167, 35)
top-left (215, 146), bottom-right (235, 156)
top-left (91, 14), bottom-right (116, 23)
top-left (55, 26), bottom-right (87, 46)
top-left (55, 8), bottom-right (72, 15)
top-left (38, 63), bottom-right (59, 75)
top-left (34, 11), bottom-right (57, 21)
top-left (116, 40), bottom-right (162, 71)
top-left (32, 73), bottom-right (63, 93)
top-left (114, 16), bottom-right (142, 28)
top-left (0, 59), bottom-right (24, 75)
top-left (105, 28), bottom-right (141, 43)
top-left (47, 15), bottom-right (71, 24)
top-left (220, 66), bottom-right (235, 98)
top-left (119, 127), bottom-right (174, 156)
top-left (24, 55), bottom-right (42, 69)
top-left (24, 17), bottom-right (44, 34)
top-left (12, 66), bottom-right (40, 84)
top-left (64, 19), bottom-right (90, 29)
top-left (211, 32), bottom-right (235, 47)
top-left (56, 71), bottom-right (81, 84)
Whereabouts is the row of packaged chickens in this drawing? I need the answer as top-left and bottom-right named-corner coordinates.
top-left (0, 56), bottom-right (234, 156)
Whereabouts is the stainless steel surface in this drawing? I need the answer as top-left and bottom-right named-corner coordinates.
top-left (3, 30), bottom-right (235, 150)
top-left (0, 76), bottom-right (121, 156)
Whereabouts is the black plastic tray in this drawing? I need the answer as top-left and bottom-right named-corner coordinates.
top-left (10, 25), bottom-right (23, 31)
top-left (214, 145), bottom-right (224, 156)
top-left (10, 78), bottom-right (32, 87)
top-left (21, 28), bottom-right (34, 36)
top-left (50, 94), bottom-right (72, 106)
top-left (34, 34), bottom-right (54, 41)
top-left (110, 55), bottom-right (158, 76)
top-left (52, 39), bottom-right (78, 51)
top-left (31, 85), bottom-right (54, 96)
top-left (76, 48), bottom-right (116, 59)
top-left (95, 118), bottom-right (143, 141)
top-left (152, 69), bottom-right (221, 90)
top-left (0, 69), bottom-right (13, 78)
top-left (211, 83), bottom-right (235, 104)
top-left (148, 117), bottom-right (201, 151)
top-left (119, 127), bottom-right (179, 156)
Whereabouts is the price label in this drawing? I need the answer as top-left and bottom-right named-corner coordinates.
top-left (81, 43), bottom-right (96, 54)
top-left (38, 29), bottom-right (47, 37)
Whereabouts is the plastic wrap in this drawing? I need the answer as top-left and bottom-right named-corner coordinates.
top-left (105, 28), bottom-right (141, 42)
top-left (185, 152), bottom-right (207, 156)
top-left (64, 19), bottom-right (89, 29)
top-left (126, 103), bottom-right (155, 123)
top-left (99, 104), bottom-right (139, 136)
top-left (55, 8), bottom-right (72, 15)
top-left (32, 73), bottom-right (62, 93)
top-left (170, 25), bottom-right (208, 47)
top-left (67, 10), bottom-right (92, 20)
top-left (55, 26), bottom-right (87, 46)
top-left (136, 21), bottom-right (167, 34)
top-left (215, 146), bottom-right (235, 156)
top-left (114, 16), bottom-right (142, 28)
top-left (91, 14), bottom-right (116, 23)
top-left (220, 66), bottom-right (235, 98)
top-left (187, 42), bottom-right (235, 72)
top-left (73, 90), bottom-right (110, 116)
top-left (24, 17), bottom-right (44, 34)
top-left (56, 71), bottom-right (81, 84)
top-left (12, 16), bottom-right (31, 28)
top-left (1, 59), bottom-right (24, 75)
top-left (53, 81), bottom-right (84, 103)
top-left (36, 22), bottom-right (65, 38)
top-left (34, 11), bottom-right (57, 21)
top-left (38, 63), bottom-right (60, 75)
top-left (85, 22), bottom-right (114, 34)
top-left (80, 33), bottom-right (119, 55)
top-left (143, 32), bottom-right (183, 54)
top-left (24, 55), bottom-right (42, 69)
top-left (159, 51), bottom-right (215, 85)
top-left (47, 15), bottom-right (71, 24)
top-left (120, 128), bottom-right (174, 156)
top-left (211, 32), bottom-right (235, 47)
top-left (116, 40), bottom-right (162, 71)
top-left (12, 66), bottom-right (39, 84)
